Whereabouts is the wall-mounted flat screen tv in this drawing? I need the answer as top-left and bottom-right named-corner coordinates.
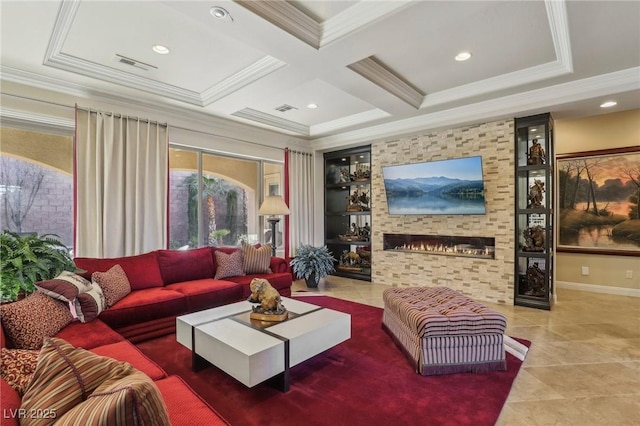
top-left (382, 156), bottom-right (486, 215)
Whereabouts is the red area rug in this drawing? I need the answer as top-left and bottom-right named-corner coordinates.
top-left (137, 296), bottom-right (528, 426)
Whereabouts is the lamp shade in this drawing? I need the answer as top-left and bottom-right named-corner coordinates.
top-left (259, 195), bottom-right (290, 216)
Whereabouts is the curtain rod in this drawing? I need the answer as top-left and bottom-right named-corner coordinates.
top-left (286, 148), bottom-right (313, 156)
top-left (76, 105), bottom-right (167, 127)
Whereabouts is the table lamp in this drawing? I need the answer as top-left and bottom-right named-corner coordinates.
top-left (259, 195), bottom-right (290, 256)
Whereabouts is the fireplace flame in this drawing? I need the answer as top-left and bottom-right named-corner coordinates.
top-left (394, 242), bottom-right (494, 258)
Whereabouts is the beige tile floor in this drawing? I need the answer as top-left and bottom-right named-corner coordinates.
top-left (292, 276), bottom-right (640, 426)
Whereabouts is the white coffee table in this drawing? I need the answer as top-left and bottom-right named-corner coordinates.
top-left (176, 297), bottom-right (351, 392)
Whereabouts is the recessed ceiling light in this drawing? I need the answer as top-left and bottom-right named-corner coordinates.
top-left (152, 45), bottom-right (170, 55)
top-left (455, 51), bottom-right (472, 62)
top-left (210, 6), bottom-right (233, 21)
top-left (307, 103), bottom-right (318, 109)
top-left (600, 101), bottom-right (617, 108)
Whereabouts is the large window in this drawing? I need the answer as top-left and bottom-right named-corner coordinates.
top-left (0, 127), bottom-right (73, 248)
top-left (169, 147), bottom-right (283, 250)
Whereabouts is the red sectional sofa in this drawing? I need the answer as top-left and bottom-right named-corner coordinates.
top-left (74, 246), bottom-right (292, 342)
top-left (1, 246), bottom-right (293, 425)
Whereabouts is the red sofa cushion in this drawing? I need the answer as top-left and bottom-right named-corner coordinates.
top-left (156, 375), bottom-right (229, 426)
top-left (0, 379), bottom-right (20, 426)
top-left (165, 279), bottom-right (243, 312)
top-left (74, 252), bottom-right (163, 290)
top-left (55, 319), bottom-right (125, 350)
top-left (91, 341), bottom-right (166, 381)
top-left (99, 288), bottom-right (187, 330)
top-left (157, 248), bottom-right (215, 285)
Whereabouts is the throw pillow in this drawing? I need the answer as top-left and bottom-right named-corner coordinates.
top-left (156, 247), bottom-right (215, 285)
top-left (91, 264), bottom-right (131, 307)
top-left (20, 337), bottom-right (169, 425)
top-left (0, 348), bottom-right (39, 395)
top-left (242, 241), bottom-right (272, 274)
top-left (35, 271), bottom-right (92, 302)
top-left (54, 369), bottom-right (170, 425)
top-left (214, 250), bottom-right (245, 279)
top-left (0, 292), bottom-right (73, 350)
top-left (73, 284), bottom-right (106, 323)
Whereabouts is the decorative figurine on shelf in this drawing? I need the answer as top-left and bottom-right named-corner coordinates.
top-left (247, 278), bottom-right (288, 321)
top-left (353, 163), bottom-right (370, 181)
top-left (527, 179), bottom-right (545, 208)
top-left (339, 222), bottom-right (370, 242)
top-left (522, 225), bottom-right (545, 252)
top-left (340, 167), bottom-right (352, 183)
top-left (360, 222), bottom-right (371, 241)
top-left (347, 190), bottom-right (361, 211)
top-left (358, 189), bottom-right (370, 211)
top-left (356, 246), bottom-right (371, 267)
top-left (339, 250), bottom-right (363, 272)
top-left (527, 138), bottom-right (546, 165)
top-left (525, 263), bottom-right (545, 297)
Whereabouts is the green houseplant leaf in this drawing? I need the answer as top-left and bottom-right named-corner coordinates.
top-left (289, 245), bottom-right (336, 285)
top-left (0, 231), bottom-right (78, 302)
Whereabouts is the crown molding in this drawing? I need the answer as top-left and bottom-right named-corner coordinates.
top-left (310, 109), bottom-right (390, 136)
top-left (237, 0), bottom-right (320, 49)
top-left (200, 56), bottom-right (287, 105)
top-left (313, 67), bottom-right (640, 151)
top-left (238, 0), bottom-right (412, 50)
top-left (0, 66), bottom-right (308, 147)
top-left (43, 0), bottom-right (285, 108)
top-left (320, 1), bottom-right (412, 48)
top-left (348, 57), bottom-right (423, 109)
top-left (420, 0), bottom-right (573, 109)
top-left (232, 108), bottom-right (309, 135)
top-left (0, 108), bottom-right (75, 135)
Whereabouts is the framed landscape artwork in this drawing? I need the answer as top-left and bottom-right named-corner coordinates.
top-left (556, 146), bottom-right (640, 256)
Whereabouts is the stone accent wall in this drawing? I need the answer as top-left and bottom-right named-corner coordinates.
top-left (371, 119), bottom-right (515, 304)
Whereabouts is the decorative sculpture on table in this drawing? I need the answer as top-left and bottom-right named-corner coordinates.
top-left (247, 278), bottom-right (287, 321)
top-left (527, 179), bottom-right (545, 208)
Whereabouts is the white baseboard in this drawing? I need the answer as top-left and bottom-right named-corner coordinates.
top-left (556, 281), bottom-right (640, 298)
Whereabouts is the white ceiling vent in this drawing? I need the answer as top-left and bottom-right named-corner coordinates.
top-left (114, 54), bottom-right (157, 71)
top-left (274, 104), bottom-right (297, 113)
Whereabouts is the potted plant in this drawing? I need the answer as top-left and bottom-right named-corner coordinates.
top-left (0, 231), bottom-right (78, 302)
top-left (290, 244), bottom-right (336, 288)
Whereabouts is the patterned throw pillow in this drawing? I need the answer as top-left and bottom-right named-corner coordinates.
top-left (0, 292), bottom-right (73, 350)
top-left (73, 285), bottom-right (106, 323)
top-left (35, 271), bottom-right (92, 302)
top-left (0, 348), bottom-right (39, 395)
top-left (214, 250), bottom-right (245, 279)
top-left (242, 242), bottom-right (272, 274)
top-left (91, 264), bottom-right (131, 307)
top-left (54, 369), bottom-right (170, 425)
top-left (20, 338), bottom-right (170, 425)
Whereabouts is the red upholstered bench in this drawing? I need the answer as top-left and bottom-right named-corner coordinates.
top-left (382, 287), bottom-right (507, 375)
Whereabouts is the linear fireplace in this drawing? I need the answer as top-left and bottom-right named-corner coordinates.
top-left (383, 233), bottom-right (495, 259)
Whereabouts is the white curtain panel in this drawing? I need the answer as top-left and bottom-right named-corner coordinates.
top-left (287, 150), bottom-right (314, 255)
top-left (75, 109), bottom-right (168, 257)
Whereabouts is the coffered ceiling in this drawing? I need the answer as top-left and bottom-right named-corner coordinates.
top-left (1, 0), bottom-right (639, 148)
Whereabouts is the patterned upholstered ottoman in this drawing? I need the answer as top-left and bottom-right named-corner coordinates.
top-left (382, 287), bottom-right (507, 376)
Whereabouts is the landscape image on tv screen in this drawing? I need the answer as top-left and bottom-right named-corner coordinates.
top-left (382, 156), bottom-right (486, 215)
